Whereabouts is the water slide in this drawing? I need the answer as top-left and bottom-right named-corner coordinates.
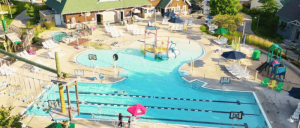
top-left (168, 41), bottom-right (180, 59)
top-left (256, 61), bottom-right (268, 73)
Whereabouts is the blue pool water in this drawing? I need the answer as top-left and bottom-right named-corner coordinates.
top-left (27, 38), bottom-right (269, 127)
top-left (51, 32), bottom-right (68, 42)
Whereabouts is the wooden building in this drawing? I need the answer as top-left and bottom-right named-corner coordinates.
top-left (142, 0), bottom-right (191, 18)
top-left (45, 0), bottom-right (151, 28)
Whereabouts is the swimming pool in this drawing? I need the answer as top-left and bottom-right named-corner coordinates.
top-left (27, 37), bottom-right (270, 127)
top-left (51, 32), bottom-right (68, 42)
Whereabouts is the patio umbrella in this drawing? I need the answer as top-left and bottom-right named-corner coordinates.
top-left (164, 11), bottom-right (176, 18)
top-left (221, 51), bottom-right (246, 60)
top-left (289, 87), bottom-right (300, 99)
top-left (127, 104), bottom-right (147, 116)
top-left (214, 27), bottom-right (228, 35)
top-left (168, 17), bottom-right (183, 23)
top-left (45, 122), bottom-right (75, 128)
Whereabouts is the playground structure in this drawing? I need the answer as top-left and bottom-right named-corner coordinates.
top-left (256, 44), bottom-right (287, 81)
top-left (141, 27), bottom-right (180, 60)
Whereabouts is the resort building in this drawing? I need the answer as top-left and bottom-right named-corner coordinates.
top-left (276, 0), bottom-right (300, 44)
top-left (44, 0), bottom-right (151, 28)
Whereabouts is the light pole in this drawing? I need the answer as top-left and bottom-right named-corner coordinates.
top-left (242, 21), bottom-right (246, 37)
top-left (255, 15), bottom-right (260, 28)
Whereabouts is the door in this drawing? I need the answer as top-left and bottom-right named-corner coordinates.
top-left (295, 30), bottom-right (300, 41)
top-left (161, 8), bottom-right (165, 17)
top-left (121, 11), bottom-right (124, 21)
top-left (97, 14), bottom-right (101, 24)
top-left (54, 14), bottom-right (62, 26)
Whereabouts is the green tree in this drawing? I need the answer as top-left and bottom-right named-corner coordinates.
top-left (261, 0), bottom-right (281, 14)
top-left (209, 0), bottom-right (240, 15)
top-left (212, 14), bottom-right (244, 32)
top-left (25, 4), bottom-right (35, 17)
top-left (0, 106), bottom-right (24, 127)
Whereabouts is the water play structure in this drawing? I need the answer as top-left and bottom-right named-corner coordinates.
top-left (141, 27), bottom-right (180, 60)
top-left (256, 44), bottom-right (287, 81)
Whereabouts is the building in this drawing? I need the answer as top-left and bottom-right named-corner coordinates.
top-left (44, 0), bottom-right (151, 28)
top-left (276, 0), bottom-right (300, 43)
top-left (142, 0), bottom-right (191, 18)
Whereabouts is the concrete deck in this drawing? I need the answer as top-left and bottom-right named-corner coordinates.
top-left (1, 15), bottom-right (300, 128)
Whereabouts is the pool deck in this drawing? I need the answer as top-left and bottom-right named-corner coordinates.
top-left (1, 15), bottom-right (300, 128)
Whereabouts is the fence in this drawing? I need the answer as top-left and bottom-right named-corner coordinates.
top-left (284, 49), bottom-right (300, 62)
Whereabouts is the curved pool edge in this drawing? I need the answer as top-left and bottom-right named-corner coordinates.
top-left (177, 42), bottom-right (272, 128)
top-left (73, 49), bottom-right (128, 84)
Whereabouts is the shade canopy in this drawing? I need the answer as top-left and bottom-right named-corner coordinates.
top-left (221, 51), bottom-right (246, 60)
top-left (164, 11), bottom-right (176, 17)
top-left (214, 27), bottom-right (229, 34)
top-left (127, 104), bottom-right (147, 116)
top-left (45, 122), bottom-right (75, 128)
top-left (289, 87), bottom-right (300, 99)
top-left (168, 17), bottom-right (183, 23)
top-left (6, 33), bottom-right (21, 44)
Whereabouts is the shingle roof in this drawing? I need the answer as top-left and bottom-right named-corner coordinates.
top-left (46, 0), bottom-right (151, 14)
top-left (276, 0), bottom-right (300, 21)
top-left (157, 0), bottom-right (171, 8)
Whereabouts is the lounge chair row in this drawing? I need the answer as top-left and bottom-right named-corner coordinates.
top-left (213, 36), bottom-right (228, 45)
top-left (261, 77), bottom-right (284, 92)
top-left (42, 40), bottom-right (58, 49)
top-left (225, 62), bottom-right (250, 79)
top-left (132, 29), bottom-right (145, 35)
top-left (105, 26), bottom-right (117, 33)
top-left (127, 24), bottom-right (138, 31)
top-left (169, 24), bottom-right (184, 31)
top-left (62, 37), bottom-right (76, 44)
top-left (111, 30), bottom-right (125, 38)
top-left (17, 50), bottom-right (35, 60)
top-left (0, 64), bottom-right (17, 76)
top-left (47, 51), bottom-right (65, 59)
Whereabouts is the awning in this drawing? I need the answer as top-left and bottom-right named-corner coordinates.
top-left (6, 33), bottom-right (21, 44)
top-left (132, 8), bottom-right (141, 13)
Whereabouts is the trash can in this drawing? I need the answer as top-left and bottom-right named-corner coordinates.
top-left (252, 50), bottom-right (261, 60)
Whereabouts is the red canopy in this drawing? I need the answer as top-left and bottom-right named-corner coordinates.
top-left (127, 104), bottom-right (147, 116)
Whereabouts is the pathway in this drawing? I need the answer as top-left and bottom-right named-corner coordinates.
top-left (10, 10), bottom-right (30, 28)
top-left (238, 12), bottom-right (254, 34)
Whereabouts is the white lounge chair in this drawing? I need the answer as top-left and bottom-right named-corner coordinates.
top-left (225, 62), bottom-right (239, 69)
top-left (45, 41), bottom-right (56, 48)
top-left (133, 15), bottom-right (142, 22)
top-left (48, 40), bottom-right (58, 47)
top-left (115, 30), bottom-right (120, 37)
top-left (188, 20), bottom-right (194, 26)
top-left (236, 70), bottom-right (250, 79)
top-left (42, 42), bottom-right (51, 49)
top-left (22, 51), bottom-right (35, 59)
top-left (184, 20), bottom-right (188, 26)
top-left (0, 81), bottom-right (8, 90)
top-left (119, 30), bottom-right (124, 37)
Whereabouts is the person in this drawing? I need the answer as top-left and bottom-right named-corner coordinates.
top-left (118, 113), bottom-right (123, 127)
top-left (127, 116), bottom-right (131, 126)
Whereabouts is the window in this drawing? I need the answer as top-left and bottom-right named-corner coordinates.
top-left (279, 21), bottom-right (287, 29)
top-left (296, 30), bottom-right (300, 40)
top-left (144, 9), bottom-right (148, 13)
top-left (149, 9), bottom-right (154, 14)
top-left (183, 5), bottom-right (186, 12)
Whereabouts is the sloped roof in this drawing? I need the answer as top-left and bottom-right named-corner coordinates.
top-left (157, 0), bottom-right (171, 8)
top-left (276, 0), bottom-right (300, 21)
top-left (46, 0), bottom-right (151, 14)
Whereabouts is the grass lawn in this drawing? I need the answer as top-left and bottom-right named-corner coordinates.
top-left (2, 0), bottom-right (29, 25)
top-left (251, 18), bottom-right (283, 43)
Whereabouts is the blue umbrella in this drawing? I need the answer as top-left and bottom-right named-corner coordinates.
top-left (221, 51), bottom-right (246, 60)
top-left (289, 87), bottom-right (300, 99)
top-left (164, 11), bottom-right (176, 17)
top-left (168, 17), bottom-right (183, 23)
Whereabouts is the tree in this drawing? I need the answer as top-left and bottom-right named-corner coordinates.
top-left (25, 4), bottom-right (35, 17)
top-left (260, 0), bottom-right (281, 14)
top-left (0, 106), bottom-right (24, 127)
top-left (212, 14), bottom-right (244, 32)
top-left (209, 0), bottom-right (240, 15)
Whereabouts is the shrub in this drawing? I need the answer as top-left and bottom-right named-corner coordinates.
top-left (63, 73), bottom-right (69, 78)
top-left (200, 25), bottom-right (208, 33)
top-left (291, 61), bottom-right (300, 68)
top-left (44, 21), bottom-right (55, 30)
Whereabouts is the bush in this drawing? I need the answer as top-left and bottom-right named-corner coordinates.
top-left (245, 35), bottom-right (273, 51)
top-left (44, 21), bottom-right (55, 30)
top-left (63, 73), bottom-right (69, 78)
top-left (291, 61), bottom-right (300, 68)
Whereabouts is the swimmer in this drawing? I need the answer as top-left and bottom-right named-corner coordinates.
top-left (112, 91), bottom-right (126, 94)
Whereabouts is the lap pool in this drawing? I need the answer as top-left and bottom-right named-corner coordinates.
top-left (27, 38), bottom-right (270, 128)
